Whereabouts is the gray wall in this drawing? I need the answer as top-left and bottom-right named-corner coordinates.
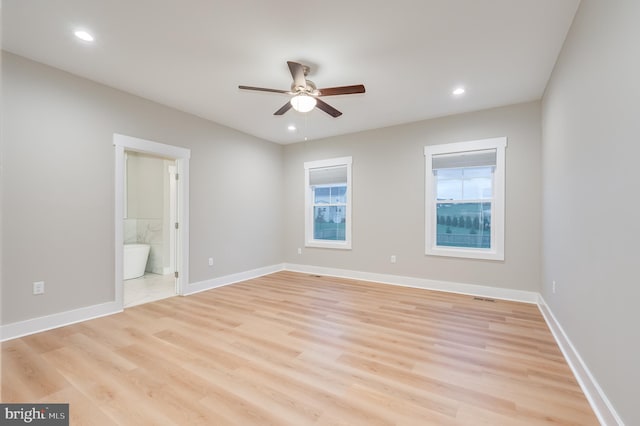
top-left (1, 52), bottom-right (284, 324)
top-left (126, 153), bottom-right (165, 220)
top-left (284, 101), bottom-right (542, 292)
top-left (541, 1), bottom-right (640, 424)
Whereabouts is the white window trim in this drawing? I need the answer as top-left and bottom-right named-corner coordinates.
top-left (304, 156), bottom-right (352, 249)
top-left (424, 137), bottom-right (506, 261)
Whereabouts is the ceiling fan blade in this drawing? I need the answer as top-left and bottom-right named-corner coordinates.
top-left (315, 98), bottom-right (342, 117)
top-left (287, 61), bottom-right (307, 90)
top-left (239, 85), bottom-right (290, 94)
top-left (318, 84), bottom-right (366, 96)
top-left (274, 102), bottom-right (293, 115)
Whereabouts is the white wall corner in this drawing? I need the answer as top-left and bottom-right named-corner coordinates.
top-left (0, 301), bottom-right (122, 342)
top-left (537, 295), bottom-right (624, 426)
top-left (185, 263), bottom-right (285, 296)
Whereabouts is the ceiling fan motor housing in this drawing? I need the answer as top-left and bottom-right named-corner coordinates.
top-left (239, 61), bottom-right (365, 117)
top-left (291, 80), bottom-right (318, 95)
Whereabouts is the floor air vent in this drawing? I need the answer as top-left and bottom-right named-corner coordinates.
top-left (473, 296), bottom-right (496, 302)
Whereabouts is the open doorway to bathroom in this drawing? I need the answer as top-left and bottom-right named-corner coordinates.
top-left (123, 152), bottom-right (177, 307)
top-left (113, 134), bottom-right (190, 310)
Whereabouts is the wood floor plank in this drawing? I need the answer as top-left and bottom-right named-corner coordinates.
top-left (2, 339), bottom-right (69, 401)
top-left (1, 271), bottom-right (598, 425)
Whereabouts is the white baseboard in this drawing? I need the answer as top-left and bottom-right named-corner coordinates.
top-left (184, 263), bottom-right (285, 296)
top-left (0, 301), bottom-right (122, 342)
top-left (0, 264), bottom-right (284, 342)
top-left (284, 263), bottom-right (539, 304)
top-left (0, 262), bottom-right (623, 426)
top-left (538, 296), bottom-right (623, 426)
top-left (1, 264), bottom-right (532, 342)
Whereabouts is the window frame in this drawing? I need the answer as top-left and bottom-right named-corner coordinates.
top-left (304, 156), bottom-right (352, 250)
top-left (424, 137), bottom-right (506, 260)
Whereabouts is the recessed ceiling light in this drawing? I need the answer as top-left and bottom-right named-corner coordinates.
top-left (74, 30), bottom-right (94, 42)
top-left (287, 125), bottom-right (297, 131)
top-left (452, 87), bottom-right (465, 96)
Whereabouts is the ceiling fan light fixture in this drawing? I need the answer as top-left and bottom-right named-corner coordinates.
top-left (290, 94), bottom-right (317, 113)
top-left (239, 61), bottom-right (363, 117)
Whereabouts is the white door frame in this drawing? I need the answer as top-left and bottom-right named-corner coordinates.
top-left (168, 164), bottom-right (177, 277)
top-left (113, 133), bottom-right (190, 308)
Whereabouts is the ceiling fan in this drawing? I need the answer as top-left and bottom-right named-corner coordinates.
top-left (239, 61), bottom-right (365, 118)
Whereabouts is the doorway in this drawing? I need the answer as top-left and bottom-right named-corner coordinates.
top-left (123, 152), bottom-right (177, 306)
top-left (114, 134), bottom-right (190, 309)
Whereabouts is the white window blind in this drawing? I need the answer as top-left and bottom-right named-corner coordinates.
top-left (309, 165), bottom-right (348, 186)
top-left (432, 149), bottom-right (497, 170)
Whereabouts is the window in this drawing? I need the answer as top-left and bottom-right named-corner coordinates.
top-left (424, 137), bottom-right (506, 260)
top-left (304, 157), bottom-right (352, 249)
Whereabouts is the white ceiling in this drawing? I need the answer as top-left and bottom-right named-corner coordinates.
top-left (2, 0), bottom-right (580, 144)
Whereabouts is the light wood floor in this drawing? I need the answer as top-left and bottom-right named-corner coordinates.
top-left (2, 271), bottom-right (598, 425)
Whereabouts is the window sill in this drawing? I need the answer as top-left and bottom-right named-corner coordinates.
top-left (426, 246), bottom-right (504, 261)
top-left (306, 241), bottom-right (352, 250)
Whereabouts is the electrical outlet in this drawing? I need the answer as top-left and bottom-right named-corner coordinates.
top-left (33, 281), bottom-right (45, 295)
top-left (552, 280), bottom-right (556, 294)
top-left (390, 255), bottom-right (397, 264)
top-left (297, 248), bottom-right (302, 255)
top-left (208, 257), bottom-right (214, 266)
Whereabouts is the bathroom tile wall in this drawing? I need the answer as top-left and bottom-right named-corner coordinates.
top-left (138, 219), bottom-right (163, 274)
top-left (124, 218), bottom-right (137, 244)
